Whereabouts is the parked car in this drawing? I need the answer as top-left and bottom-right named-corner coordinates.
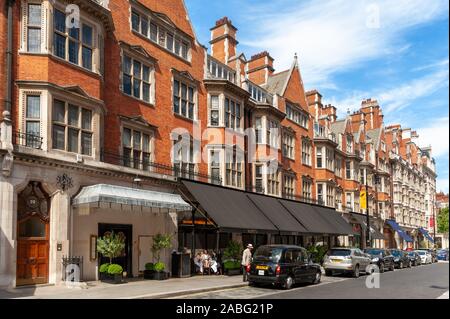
top-left (406, 251), bottom-right (422, 266)
top-left (437, 249), bottom-right (449, 261)
top-left (389, 249), bottom-right (411, 269)
top-left (247, 245), bottom-right (322, 290)
top-left (364, 248), bottom-right (395, 272)
top-left (323, 248), bottom-right (371, 278)
top-left (416, 250), bottom-right (433, 264)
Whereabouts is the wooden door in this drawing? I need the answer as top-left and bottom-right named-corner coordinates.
top-left (17, 238), bottom-right (49, 286)
top-left (16, 182), bottom-right (50, 286)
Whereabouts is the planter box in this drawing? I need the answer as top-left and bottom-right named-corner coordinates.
top-left (143, 270), bottom-right (155, 280)
top-left (100, 273), bottom-right (124, 284)
top-left (224, 268), bottom-right (241, 276)
top-left (153, 271), bottom-right (169, 281)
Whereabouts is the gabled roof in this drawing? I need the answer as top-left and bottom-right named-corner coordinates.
top-left (367, 128), bottom-right (382, 149)
top-left (330, 119), bottom-right (346, 135)
top-left (263, 70), bottom-right (290, 95)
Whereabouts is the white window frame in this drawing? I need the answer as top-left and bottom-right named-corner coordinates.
top-left (282, 132), bottom-right (295, 160)
top-left (121, 54), bottom-right (155, 104)
top-left (173, 78), bottom-right (197, 120)
top-left (121, 126), bottom-right (154, 171)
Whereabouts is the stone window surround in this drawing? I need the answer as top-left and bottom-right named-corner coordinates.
top-left (172, 71), bottom-right (199, 121)
top-left (206, 145), bottom-right (245, 190)
top-left (207, 91), bottom-right (244, 130)
top-left (130, 3), bottom-right (192, 63)
top-left (252, 162), bottom-right (281, 196)
top-left (119, 119), bottom-right (156, 165)
top-left (19, 0), bottom-right (105, 76)
top-left (17, 83), bottom-right (104, 160)
top-left (251, 112), bottom-right (281, 149)
top-left (282, 129), bottom-right (295, 160)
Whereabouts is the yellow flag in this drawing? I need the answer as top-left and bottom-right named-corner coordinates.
top-left (360, 190), bottom-right (367, 210)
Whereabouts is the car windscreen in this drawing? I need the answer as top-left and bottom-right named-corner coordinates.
top-left (328, 249), bottom-right (351, 256)
top-left (390, 250), bottom-right (402, 256)
top-left (253, 247), bottom-right (283, 263)
top-left (365, 249), bottom-right (383, 256)
top-left (416, 251), bottom-right (426, 255)
top-left (407, 252), bottom-right (416, 256)
top-left (438, 250), bottom-right (447, 254)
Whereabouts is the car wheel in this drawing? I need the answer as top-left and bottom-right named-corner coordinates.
top-left (379, 262), bottom-right (385, 273)
top-left (353, 265), bottom-right (360, 278)
top-left (283, 276), bottom-right (294, 290)
top-left (390, 263), bottom-right (395, 271)
top-left (248, 281), bottom-right (258, 287)
top-left (408, 261), bottom-right (412, 268)
top-left (312, 271), bottom-right (321, 285)
top-left (325, 270), bottom-right (333, 277)
top-left (399, 261), bottom-right (403, 269)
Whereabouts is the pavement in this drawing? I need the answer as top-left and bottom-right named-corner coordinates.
top-left (1, 262), bottom-right (447, 299)
top-left (0, 275), bottom-right (247, 299)
top-left (173, 262), bottom-right (449, 300)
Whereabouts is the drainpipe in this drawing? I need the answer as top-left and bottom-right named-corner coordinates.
top-left (4, 0), bottom-right (14, 121)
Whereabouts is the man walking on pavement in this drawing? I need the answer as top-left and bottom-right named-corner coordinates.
top-left (242, 244), bottom-right (253, 282)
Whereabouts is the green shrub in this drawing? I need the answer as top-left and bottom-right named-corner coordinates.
top-left (107, 264), bottom-right (123, 275)
top-left (307, 244), bottom-right (329, 264)
top-left (145, 263), bottom-right (155, 271)
top-left (99, 263), bottom-right (110, 273)
top-left (97, 232), bottom-right (126, 264)
top-left (152, 234), bottom-right (173, 263)
top-left (223, 240), bottom-right (243, 261)
top-left (154, 262), bottom-right (165, 272)
top-left (224, 260), bottom-right (241, 270)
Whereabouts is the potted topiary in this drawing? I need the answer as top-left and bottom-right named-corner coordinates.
top-left (153, 262), bottom-right (168, 280)
top-left (107, 264), bottom-right (124, 284)
top-left (97, 232), bottom-right (126, 283)
top-left (151, 233), bottom-right (173, 280)
top-left (144, 262), bottom-right (155, 279)
top-left (99, 263), bottom-right (110, 281)
top-left (222, 240), bottom-right (243, 276)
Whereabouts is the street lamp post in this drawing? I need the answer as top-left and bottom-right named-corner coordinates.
top-left (365, 173), bottom-right (371, 248)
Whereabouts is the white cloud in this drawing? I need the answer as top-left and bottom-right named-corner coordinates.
top-left (324, 66), bottom-right (449, 115)
top-left (416, 117), bottom-right (449, 159)
top-left (239, 0), bottom-right (449, 88)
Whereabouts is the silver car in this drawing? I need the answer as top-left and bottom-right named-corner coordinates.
top-left (323, 248), bottom-right (372, 278)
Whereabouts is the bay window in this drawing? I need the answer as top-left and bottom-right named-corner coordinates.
top-left (267, 169), bottom-right (280, 196)
top-left (267, 119), bottom-right (279, 148)
top-left (317, 184), bottom-right (324, 204)
top-left (27, 4), bottom-right (41, 52)
top-left (210, 95), bottom-right (220, 126)
top-left (316, 147), bottom-right (323, 168)
top-left (53, 9), bottom-right (94, 71)
top-left (210, 150), bottom-right (221, 185)
top-left (25, 95), bottom-right (41, 148)
top-left (255, 117), bottom-right (263, 144)
top-left (225, 97), bottom-right (241, 130)
top-left (225, 149), bottom-right (243, 188)
top-left (52, 99), bottom-right (93, 155)
top-left (255, 164), bottom-right (264, 193)
top-left (326, 148), bottom-right (334, 171)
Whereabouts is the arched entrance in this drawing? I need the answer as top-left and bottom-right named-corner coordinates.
top-left (16, 182), bottom-right (50, 286)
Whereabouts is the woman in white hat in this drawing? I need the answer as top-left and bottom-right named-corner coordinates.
top-left (241, 244), bottom-right (253, 282)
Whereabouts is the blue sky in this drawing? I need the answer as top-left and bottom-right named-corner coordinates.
top-left (185, 0), bottom-right (449, 192)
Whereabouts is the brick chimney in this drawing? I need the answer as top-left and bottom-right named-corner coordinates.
top-left (360, 98), bottom-right (384, 130)
top-left (210, 17), bottom-right (238, 64)
top-left (246, 51), bottom-right (274, 85)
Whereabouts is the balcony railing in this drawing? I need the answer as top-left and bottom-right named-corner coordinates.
top-left (14, 131), bottom-right (43, 149)
top-left (100, 150), bottom-right (222, 184)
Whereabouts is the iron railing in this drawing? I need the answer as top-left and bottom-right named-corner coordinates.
top-left (62, 256), bottom-right (83, 282)
top-left (14, 131), bottom-right (43, 149)
top-left (100, 150), bottom-right (222, 184)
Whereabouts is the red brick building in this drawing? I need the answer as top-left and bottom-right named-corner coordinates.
top-left (0, 0), bottom-right (438, 287)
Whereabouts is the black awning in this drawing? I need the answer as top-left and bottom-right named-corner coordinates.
top-left (246, 194), bottom-right (308, 235)
top-left (180, 180), bottom-right (278, 234)
top-left (349, 213), bottom-right (385, 240)
top-left (278, 200), bottom-right (337, 234)
top-left (313, 206), bottom-right (355, 235)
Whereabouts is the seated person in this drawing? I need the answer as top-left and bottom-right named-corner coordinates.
top-left (193, 252), bottom-right (203, 274)
top-left (201, 250), bottom-right (211, 272)
top-left (210, 251), bottom-right (221, 275)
